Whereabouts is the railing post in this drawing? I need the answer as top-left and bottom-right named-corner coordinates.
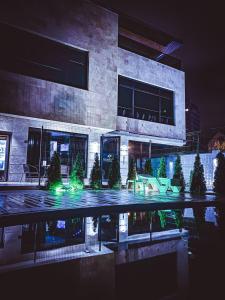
top-left (38, 126), bottom-right (43, 188)
top-left (98, 216), bottom-right (102, 252)
top-left (33, 223), bottom-right (38, 263)
top-left (149, 211), bottom-right (153, 242)
top-left (0, 227), bottom-right (4, 247)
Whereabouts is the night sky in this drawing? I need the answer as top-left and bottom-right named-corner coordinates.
top-left (100, 0), bottom-right (225, 130)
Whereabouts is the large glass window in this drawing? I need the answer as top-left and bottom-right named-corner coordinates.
top-left (0, 23), bottom-right (88, 89)
top-left (101, 136), bottom-right (120, 180)
top-left (27, 128), bottom-right (88, 177)
top-left (0, 134), bottom-right (10, 181)
top-left (118, 76), bottom-right (174, 125)
top-left (128, 141), bottom-right (150, 173)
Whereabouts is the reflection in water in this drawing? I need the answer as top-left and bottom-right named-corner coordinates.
top-left (128, 209), bottom-right (184, 235)
top-left (193, 207), bottom-right (206, 234)
top-left (216, 206), bottom-right (225, 236)
top-left (1, 204), bottom-right (225, 299)
top-left (21, 217), bottom-right (84, 253)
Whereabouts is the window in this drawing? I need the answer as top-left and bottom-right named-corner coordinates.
top-left (118, 76), bottom-right (174, 125)
top-left (101, 136), bottom-right (120, 180)
top-left (27, 128), bottom-right (88, 177)
top-left (0, 23), bottom-right (88, 89)
top-left (128, 141), bottom-right (150, 173)
top-left (0, 134), bottom-right (10, 181)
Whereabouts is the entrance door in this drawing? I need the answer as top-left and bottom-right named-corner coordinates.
top-left (0, 134), bottom-right (10, 181)
top-left (101, 136), bottom-right (120, 181)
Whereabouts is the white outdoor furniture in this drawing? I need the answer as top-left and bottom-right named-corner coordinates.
top-left (127, 174), bottom-right (182, 194)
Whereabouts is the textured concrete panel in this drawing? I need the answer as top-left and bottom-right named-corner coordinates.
top-left (0, 0), bottom-right (186, 184)
top-left (117, 48), bottom-right (185, 142)
top-left (0, 113), bottom-right (109, 182)
top-left (0, 0), bottom-right (118, 130)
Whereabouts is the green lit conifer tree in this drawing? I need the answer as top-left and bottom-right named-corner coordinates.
top-left (144, 158), bottom-right (153, 176)
top-left (157, 157), bottom-right (167, 178)
top-left (190, 154), bottom-right (206, 194)
top-left (127, 158), bottom-right (137, 180)
top-left (190, 154), bottom-right (207, 232)
top-left (172, 155), bottom-right (185, 192)
top-left (108, 155), bottom-right (121, 189)
top-left (213, 151), bottom-right (225, 195)
top-left (90, 153), bottom-right (102, 189)
top-left (47, 151), bottom-right (62, 190)
top-left (127, 157), bottom-right (137, 189)
top-left (70, 152), bottom-right (84, 190)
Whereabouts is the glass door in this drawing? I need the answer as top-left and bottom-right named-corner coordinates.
top-left (0, 134), bottom-right (10, 181)
top-left (101, 136), bottom-right (120, 180)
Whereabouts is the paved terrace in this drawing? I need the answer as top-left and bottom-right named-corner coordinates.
top-left (0, 189), bottom-right (222, 226)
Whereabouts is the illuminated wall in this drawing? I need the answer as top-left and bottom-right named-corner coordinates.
top-left (151, 150), bottom-right (220, 190)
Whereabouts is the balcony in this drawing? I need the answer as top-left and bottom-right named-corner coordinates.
top-left (119, 34), bottom-right (182, 70)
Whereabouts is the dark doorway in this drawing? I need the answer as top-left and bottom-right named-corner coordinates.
top-left (101, 136), bottom-right (120, 180)
top-left (128, 140), bottom-right (150, 173)
top-left (27, 128), bottom-right (88, 177)
top-left (0, 134), bottom-right (10, 181)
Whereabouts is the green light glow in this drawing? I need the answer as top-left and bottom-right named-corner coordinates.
top-left (69, 178), bottom-right (84, 191)
top-left (55, 186), bottom-right (65, 193)
top-left (49, 180), bottom-right (84, 193)
top-left (128, 175), bottom-right (181, 194)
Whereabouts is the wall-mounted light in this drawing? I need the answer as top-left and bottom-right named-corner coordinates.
top-left (121, 144), bottom-right (128, 164)
top-left (90, 141), bottom-right (99, 154)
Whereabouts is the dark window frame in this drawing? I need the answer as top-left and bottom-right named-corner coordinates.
top-left (0, 22), bottom-right (88, 90)
top-left (118, 76), bottom-right (175, 126)
top-left (100, 136), bottom-right (121, 181)
top-left (27, 127), bottom-right (89, 177)
top-left (128, 140), bottom-right (150, 173)
top-left (0, 131), bottom-right (11, 182)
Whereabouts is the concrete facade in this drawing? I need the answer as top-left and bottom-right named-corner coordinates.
top-left (0, 113), bottom-right (108, 182)
top-left (0, 0), bottom-right (185, 183)
top-left (0, 0), bottom-right (118, 130)
top-left (117, 48), bottom-right (186, 141)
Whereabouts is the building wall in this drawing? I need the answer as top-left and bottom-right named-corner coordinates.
top-left (0, 0), bottom-right (185, 143)
top-left (117, 48), bottom-right (185, 141)
top-left (0, 0), bottom-right (186, 183)
top-left (0, 113), bottom-right (108, 182)
top-left (151, 151), bottom-right (219, 190)
top-left (0, 0), bottom-right (118, 130)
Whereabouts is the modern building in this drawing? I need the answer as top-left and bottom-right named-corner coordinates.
top-left (0, 0), bottom-right (185, 184)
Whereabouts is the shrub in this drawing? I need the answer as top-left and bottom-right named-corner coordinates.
top-left (157, 157), bottom-right (167, 178)
top-left (47, 151), bottom-right (62, 190)
top-left (172, 155), bottom-right (185, 192)
top-left (213, 151), bottom-right (225, 195)
top-left (190, 154), bottom-right (206, 194)
top-left (144, 158), bottom-right (153, 176)
top-left (127, 158), bottom-right (137, 181)
top-left (108, 155), bottom-right (121, 189)
top-left (90, 153), bottom-right (102, 189)
top-left (70, 153), bottom-right (84, 190)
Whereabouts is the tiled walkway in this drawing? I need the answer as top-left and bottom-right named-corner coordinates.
top-left (0, 189), bottom-right (217, 226)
